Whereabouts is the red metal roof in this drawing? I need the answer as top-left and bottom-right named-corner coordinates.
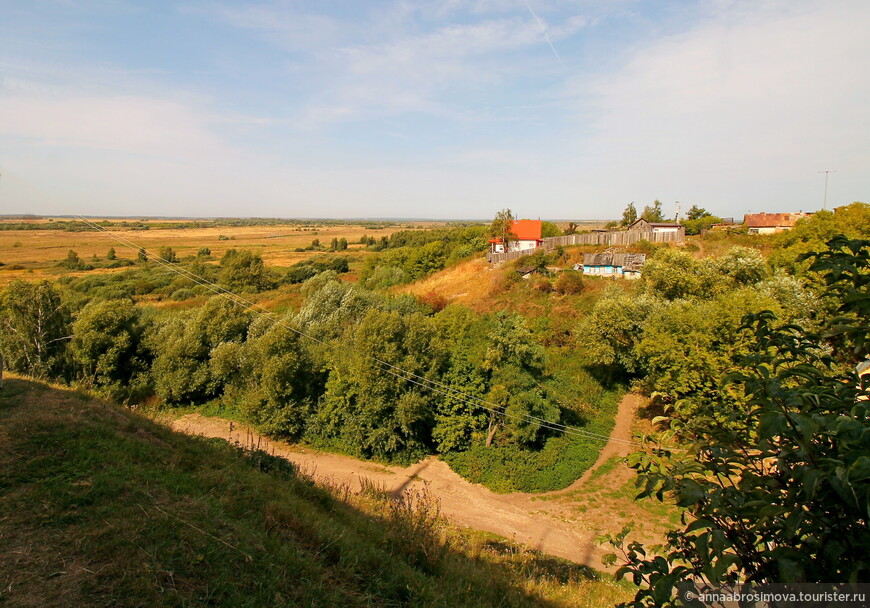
top-left (510, 219), bottom-right (542, 241)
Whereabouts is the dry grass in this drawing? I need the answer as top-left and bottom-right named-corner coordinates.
top-left (0, 220), bottom-right (447, 286)
top-left (396, 258), bottom-right (498, 308)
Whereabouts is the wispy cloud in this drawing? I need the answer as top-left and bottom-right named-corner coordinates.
top-left (203, 0), bottom-right (588, 127)
top-left (522, 1), bottom-right (566, 69)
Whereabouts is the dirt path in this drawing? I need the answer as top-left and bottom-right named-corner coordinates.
top-left (169, 392), bottom-right (652, 570)
top-left (535, 392), bottom-right (642, 497)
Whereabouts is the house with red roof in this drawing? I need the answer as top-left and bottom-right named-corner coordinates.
top-left (488, 219), bottom-right (544, 254)
top-left (743, 212), bottom-right (812, 234)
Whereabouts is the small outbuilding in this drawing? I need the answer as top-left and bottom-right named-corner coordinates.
top-left (626, 219), bottom-right (684, 236)
top-left (576, 252), bottom-right (646, 279)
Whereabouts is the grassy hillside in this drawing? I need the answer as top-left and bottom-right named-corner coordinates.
top-left (0, 376), bottom-right (630, 608)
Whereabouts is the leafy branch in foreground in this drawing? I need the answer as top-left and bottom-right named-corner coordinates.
top-left (603, 236), bottom-right (870, 606)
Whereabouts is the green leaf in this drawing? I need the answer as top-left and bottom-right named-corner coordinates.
top-left (847, 456), bottom-right (870, 482)
top-left (653, 573), bottom-right (680, 606)
top-left (685, 518), bottom-right (714, 533)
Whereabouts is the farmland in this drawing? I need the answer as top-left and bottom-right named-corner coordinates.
top-left (0, 218), bottom-right (448, 286)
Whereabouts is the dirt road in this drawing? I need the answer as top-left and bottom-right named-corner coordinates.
top-left (171, 393), bottom-right (658, 569)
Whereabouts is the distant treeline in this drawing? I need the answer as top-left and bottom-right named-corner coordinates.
top-left (0, 217), bottom-right (419, 232)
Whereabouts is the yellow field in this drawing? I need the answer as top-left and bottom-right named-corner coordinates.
top-left (0, 219), bottom-right (448, 286)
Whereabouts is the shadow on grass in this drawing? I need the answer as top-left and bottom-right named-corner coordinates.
top-left (0, 377), bottom-right (621, 608)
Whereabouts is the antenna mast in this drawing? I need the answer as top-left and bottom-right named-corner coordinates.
top-left (818, 170), bottom-right (837, 210)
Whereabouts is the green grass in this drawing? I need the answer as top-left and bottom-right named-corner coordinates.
top-left (445, 386), bottom-right (623, 493)
top-left (0, 376), bottom-right (631, 607)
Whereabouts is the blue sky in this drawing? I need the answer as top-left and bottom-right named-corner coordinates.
top-left (0, 0), bottom-right (867, 220)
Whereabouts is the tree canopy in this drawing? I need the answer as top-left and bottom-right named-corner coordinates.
top-left (490, 208), bottom-right (517, 250)
top-left (604, 236), bottom-right (870, 604)
top-left (621, 203), bottom-right (638, 227)
top-left (640, 200), bottom-right (666, 223)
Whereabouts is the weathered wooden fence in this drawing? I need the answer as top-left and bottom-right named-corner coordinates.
top-left (486, 229), bottom-right (684, 264)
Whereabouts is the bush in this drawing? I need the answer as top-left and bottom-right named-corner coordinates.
top-left (220, 249), bottom-right (276, 292)
top-left (554, 271), bottom-right (584, 295)
top-left (445, 435), bottom-right (603, 493)
top-left (532, 278), bottom-right (553, 293)
top-left (57, 250), bottom-right (92, 271)
top-left (170, 288), bottom-right (196, 301)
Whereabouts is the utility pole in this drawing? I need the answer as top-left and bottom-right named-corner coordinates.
top-left (818, 170), bottom-right (837, 210)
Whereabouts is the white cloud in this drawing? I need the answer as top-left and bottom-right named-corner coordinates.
top-left (567, 0), bottom-right (870, 214)
top-left (295, 13), bottom-right (587, 126)
top-left (0, 93), bottom-right (228, 159)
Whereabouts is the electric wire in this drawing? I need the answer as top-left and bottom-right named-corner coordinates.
top-left (73, 214), bottom-right (652, 448)
top-left (73, 215), bottom-right (665, 450)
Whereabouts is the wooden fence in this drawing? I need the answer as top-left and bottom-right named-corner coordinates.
top-left (485, 229), bottom-right (684, 264)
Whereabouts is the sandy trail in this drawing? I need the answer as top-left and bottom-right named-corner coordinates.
top-left (170, 393), bottom-right (644, 569)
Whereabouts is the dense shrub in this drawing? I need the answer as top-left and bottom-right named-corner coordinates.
top-left (554, 270), bottom-right (584, 295)
top-left (170, 288), bottom-right (196, 301)
top-left (57, 250), bottom-right (92, 271)
top-left (70, 298), bottom-right (149, 399)
top-left (220, 249), bottom-right (276, 292)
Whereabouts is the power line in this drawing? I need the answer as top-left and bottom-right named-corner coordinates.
top-left (72, 214), bottom-right (660, 449)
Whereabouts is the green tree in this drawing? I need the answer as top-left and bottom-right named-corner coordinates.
top-left (640, 200), bottom-right (665, 223)
top-left (312, 309), bottom-right (437, 462)
top-left (137, 248), bottom-right (148, 263)
top-left (682, 215), bottom-right (721, 235)
top-left (197, 246), bottom-right (211, 256)
top-left (490, 209), bottom-right (517, 251)
top-left (577, 285), bottom-right (661, 376)
top-left (621, 203), bottom-right (638, 227)
top-left (768, 203), bottom-right (870, 273)
top-left (219, 249), bottom-right (275, 292)
top-left (641, 248), bottom-right (715, 300)
top-left (429, 306), bottom-right (490, 453)
top-left (714, 246), bottom-right (769, 286)
top-left (159, 246), bottom-right (178, 263)
top-left (59, 250), bottom-right (91, 270)
top-left (70, 299), bottom-right (147, 399)
top-left (107, 247), bottom-right (117, 260)
top-left (217, 316), bottom-right (325, 438)
top-left (0, 280), bottom-right (71, 379)
top-left (148, 297), bottom-right (251, 404)
top-left (481, 312), bottom-right (552, 447)
top-left (604, 236), bottom-right (870, 604)
top-left (540, 221), bottom-right (562, 238)
top-left (685, 205), bottom-right (710, 221)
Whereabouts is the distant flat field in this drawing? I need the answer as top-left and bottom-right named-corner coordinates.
top-left (0, 219), bottom-right (449, 285)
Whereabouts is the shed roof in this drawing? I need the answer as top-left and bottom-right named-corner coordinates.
top-left (743, 212), bottom-right (811, 227)
top-left (583, 252), bottom-right (646, 271)
top-left (627, 218), bottom-right (681, 230)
